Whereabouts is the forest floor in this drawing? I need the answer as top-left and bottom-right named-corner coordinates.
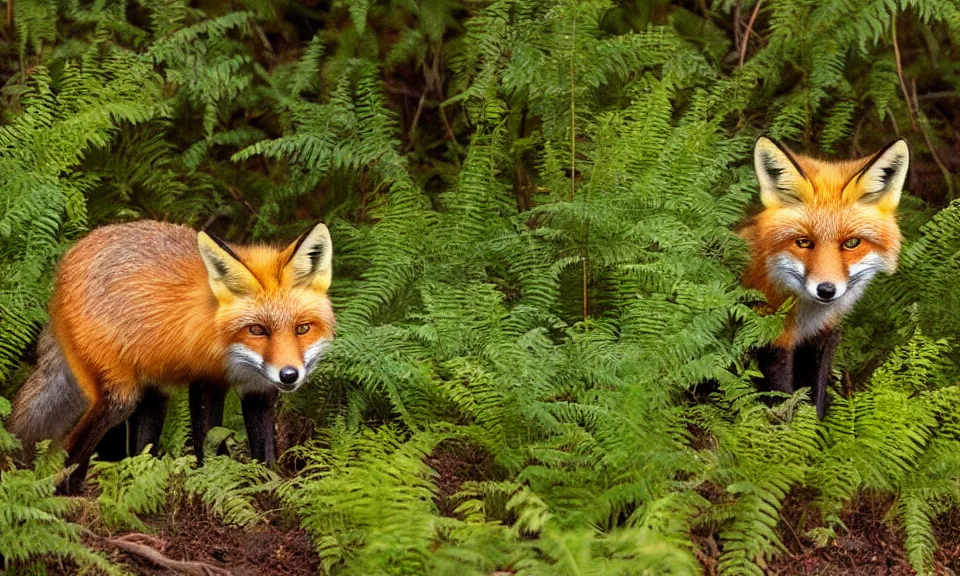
top-left (765, 496), bottom-right (919, 576)
top-left (84, 491), bottom-right (952, 576)
top-left (52, 440), bottom-right (960, 575)
top-left (85, 500), bottom-right (318, 575)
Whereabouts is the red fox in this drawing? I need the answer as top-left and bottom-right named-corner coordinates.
top-left (739, 137), bottom-right (908, 418)
top-left (8, 220), bottom-right (335, 493)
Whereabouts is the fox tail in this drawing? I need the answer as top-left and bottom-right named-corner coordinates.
top-left (7, 325), bottom-right (88, 463)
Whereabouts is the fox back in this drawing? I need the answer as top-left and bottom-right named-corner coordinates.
top-left (740, 138), bottom-right (908, 347)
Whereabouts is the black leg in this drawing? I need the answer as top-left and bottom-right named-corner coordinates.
top-left (189, 381), bottom-right (227, 466)
top-left (208, 386), bottom-right (229, 457)
top-left (94, 421), bottom-right (129, 462)
top-left (128, 388), bottom-right (170, 456)
top-left (794, 328), bottom-right (842, 419)
top-left (240, 391), bottom-right (277, 465)
top-left (756, 343), bottom-right (795, 395)
top-left (58, 391), bottom-right (140, 495)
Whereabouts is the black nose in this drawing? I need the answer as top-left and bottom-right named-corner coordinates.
top-left (279, 367), bottom-right (299, 384)
top-left (816, 282), bottom-right (836, 300)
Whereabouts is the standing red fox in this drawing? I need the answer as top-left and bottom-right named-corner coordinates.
top-left (8, 220), bottom-right (335, 493)
top-left (740, 137), bottom-right (908, 418)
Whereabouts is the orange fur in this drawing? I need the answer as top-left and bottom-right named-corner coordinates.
top-left (36, 220), bottom-right (334, 455)
top-left (739, 138), bottom-right (907, 348)
top-left (8, 220), bottom-right (335, 489)
top-left (52, 221), bottom-right (334, 401)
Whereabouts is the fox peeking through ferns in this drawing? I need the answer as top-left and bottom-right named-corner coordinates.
top-left (739, 137), bottom-right (909, 418)
top-left (8, 220), bottom-right (335, 494)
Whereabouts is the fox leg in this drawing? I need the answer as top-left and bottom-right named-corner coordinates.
top-left (240, 390), bottom-right (278, 465)
top-left (794, 328), bottom-right (841, 420)
top-left (128, 387), bottom-right (170, 456)
top-left (93, 388), bottom-right (169, 460)
top-left (756, 344), bottom-right (795, 395)
top-left (58, 386), bottom-right (141, 495)
top-left (188, 380), bottom-right (227, 466)
top-left (94, 422), bottom-right (129, 462)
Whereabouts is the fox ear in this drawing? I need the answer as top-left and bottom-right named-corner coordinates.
top-left (853, 139), bottom-right (909, 212)
top-left (754, 137), bottom-right (809, 208)
top-left (197, 231), bottom-right (263, 302)
top-left (282, 222), bottom-right (333, 293)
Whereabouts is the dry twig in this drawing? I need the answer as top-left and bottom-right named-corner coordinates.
top-left (738, 0), bottom-right (763, 68)
top-left (892, 17), bottom-right (918, 131)
top-left (104, 534), bottom-right (233, 576)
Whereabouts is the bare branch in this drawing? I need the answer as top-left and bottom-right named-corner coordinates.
top-left (105, 534), bottom-right (233, 576)
top-left (738, 0), bottom-right (763, 68)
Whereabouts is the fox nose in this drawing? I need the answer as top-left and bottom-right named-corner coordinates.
top-left (816, 282), bottom-right (836, 300)
top-left (279, 366), bottom-right (299, 384)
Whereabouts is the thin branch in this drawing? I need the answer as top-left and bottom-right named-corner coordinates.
top-left (911, 79), bottom-right (954, 198)
top-left (438, 104), bottom-right (457, 143)
top-left (7, 0), bottom-right (12, 28)
top-left (738, 0), bottom-right (763, 68)
top-left (918, 91), bottom-right (960, 102)
top-left (569, 17), bottom-right (576, 203)
top-left (405, 91), bottom-right (426, 151)
top-left (892, 17), bottom-right (917, 132)
top-left (105, 534), bottom-right (233, 576)
top-left (253, 24), bottom-right (276, 65)
top-left (568, 1), bottom-right (587, 320)
top-left (202, 212), bottom-right (220, 231)
top-left (781, 516), bottom-right (806, 552)
top-left (733, 2), bottom-right (742, 57)
top-left (696, 0), bottom-right (713, 23)
top-left (227, 185), bottom-right (256, 214)
top-left (852, 114), bottom-right (867, 157)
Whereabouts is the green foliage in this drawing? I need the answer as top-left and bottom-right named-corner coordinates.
top-left (4, 0), bottom-right (960, 574)
top-left (0, 397), bottom-right (19, 454)
top-left (91, 451), bottom-right (192, 532)
top-left (183, 455), bottom-right (278, 528)
top-left (88, 448), bottom-right (277, 531)
top-left (278, 425), bottom-right (454, 573)
top-left (0, 446), bottom-right (122, 574)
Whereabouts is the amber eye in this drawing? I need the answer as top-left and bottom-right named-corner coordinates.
top-left (795, 238), bottom-right (813, 249)
top-left (249, 325), bottom-right (268, 336)
top-left (842, 237), bottom-right (862, 250)
top-left (296, 323), bottom-right (311, 335)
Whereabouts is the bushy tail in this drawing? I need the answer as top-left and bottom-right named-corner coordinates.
top-left (7, 325), bottom-right (88, 462)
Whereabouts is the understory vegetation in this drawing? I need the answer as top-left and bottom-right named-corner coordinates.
top-left (3, 0), bottom-right (960, 574)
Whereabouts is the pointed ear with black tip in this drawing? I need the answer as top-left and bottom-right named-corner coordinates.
top-left (197, 231), bottom-right (263, 303)
top-left (852, 139), bottom-right (909, 212)
top-left (282, 222), bottom-right (333, 293)
top-left (754, 136), bottom-right (810, 208)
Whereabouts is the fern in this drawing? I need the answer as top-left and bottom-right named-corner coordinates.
top-left (0, 455), bottom-right (123, 574)
top-left (90, 451), bottom-right (190, 531)
top-left (183, 455), bottom-right (278, 528)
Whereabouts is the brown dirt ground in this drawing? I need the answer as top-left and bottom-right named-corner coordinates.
top-left (425, 438), bottom-right (498, 517)
top-left (763, 491), bottom-right (960, 576)
top-left (31, 442), bottom-right (960, 576)
top-left (81, 500), bottom-right (318, 576)
top-left (765, 494), bottom-right (917, 576)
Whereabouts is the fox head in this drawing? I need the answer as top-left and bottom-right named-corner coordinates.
top-left (197, 223), bottom-right (335, 394)
top-left (746, 137), bottom-right (908, 333)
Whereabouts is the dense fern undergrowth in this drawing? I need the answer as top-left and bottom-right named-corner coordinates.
top-left (4, 0), bottom-right (960, 574)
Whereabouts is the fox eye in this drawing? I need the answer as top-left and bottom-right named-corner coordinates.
top-left (795, 238), bottom-right (813, 249)
top-left (249, 324), bottom-right (268, 336)
top-left (296, 323), bottom-right (311, 335)
top-left (842, 237), bottom-right (862, 250)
